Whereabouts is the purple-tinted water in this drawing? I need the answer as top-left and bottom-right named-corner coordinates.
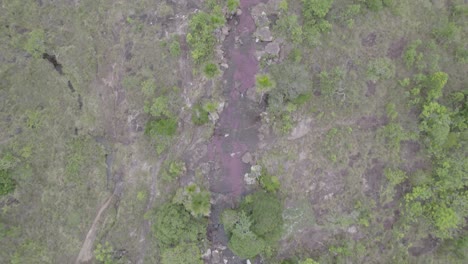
top-left (207, 0), bottom-right (262, 198)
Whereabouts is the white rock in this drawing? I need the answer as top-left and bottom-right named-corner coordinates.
top-left (241, 152), bottom-right (253, 164)
top-left (347, 225), bottom-right (357, 234)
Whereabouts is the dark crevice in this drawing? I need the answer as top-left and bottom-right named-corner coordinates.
top-left (42, 53), bottom-right (63, 74)
top-left (68, 81), bottom-right (75, 93)
top-left (77, 94), bottom-right (83, 110)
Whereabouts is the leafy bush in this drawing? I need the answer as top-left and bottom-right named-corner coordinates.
top-left (419, 102), bottom-right (450, 152)
top-left (162, 160), bottom-right (186, 181)
top-left (153, 203), bottom-right (206, 247)
top-left (173, 184), bottom-right (211, 217)
top-left (192, 103), bottom-right (210, 125)
top-left (169, 39), bottom-right (181, 57)
top-left (364, 0), bottom-right (383, 11)
top-left (145, 96), bottom-right (171, 118)
top-left (274, 14), bottom-right (303, 45)
top-left (259, 168), bottom-right (280, 192)
top-left (249, 191), bottom-right (283, 242)
top-left (301, 0), bottom-right (334, 45)
top-left (425, 72), bottom-right (448, 101)
top-left (403, 40), bottom-right (423, 69)
top-left (384, 168), bottom-right (407, 186)
top-left (24, 29), bottom-right (46, 59)
top-left (367, 57), bottom-right (395, 81)
top-left (227, 0), bottom-right (240, 12)
top-left (222, 191), bottom-right (283, 259)
top-left (187, 9), bottom-right (225, 64)
top-left (0, 170), bottom-right (16, 196)
top-left (203, 63), bottom-right (219, 78)
top-left (256, 74), bottom-right (276, 93)
top-left (145, 118), bottom-right (178, 138)
top-left (94, 242), bottom-right (113, 264)
top-left (160, 242), bottom-right (203, 264)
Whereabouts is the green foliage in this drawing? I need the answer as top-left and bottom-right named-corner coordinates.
top-left (384, 168), bottom-right (407, 186)
top-left (455, 46), bottom-right (468, 64)
top-left (419, 102), bottom-right (450, 152)
top-left (256, 74), bottom-right (276, 93)
top-left (319, 67), bottom-right (345, 99)
top-left (223, 191), bottom-right (283, 259)
top-left (228, 211), bottom-right (265, 259)
top-left (301, 0), bottom-right (334, 45)
top-left (229, 229), bottom-right (265, 259)
top-left (203, 63), bottom-right (219, 78)
top-left (431, 205), bottom-right (460, 238)
top-left (227, 0), bottom-right (240, 12)
top-left (160, 242), bottom-right (203, 264)
top-left (145, 118), bottom-right (178, 138)
top-left (162, 160), bottom-right (186, 181)
top-left (367, 57), bottom-right (395, 81)
top-left (249, 191), bottom-right (283, 242)
top-left (153, 203), bottom-right (206, 247)
top-left (169, 39), bottom-right (181, 57)
top-left (364, 0), bottom-right (383, 12)
top-left (378, 123), bottom-right (408, 154)
top-left (302, 0), bottom-right (334, 19)
top-left (141, 79), bottom-right (157, 97)
top-left (174, 184), bottom-right (211, 217)
top-left (192, 103), bottom-right (210, 125)
top-left (24, 29), bottom-right (46, 59)
top-left (0, 169), bottom-right (16, 196)
top-left (425, 72), bottom-right (448, 101)
top-left (146, 96), bottom-right (171, 118)
top-left (94, 242), bottom-right (114, 264)
top-left (385, 103), bottom-right (398, 121)
top-left (403, 39), bottom-right (423, 69)
top-left (259, 168), bottom-right (280, 192)
top-left (299, 258), bottom-right (320, 264)
top-left (0, 152), bottom-right (19, 171)
top-left (433, 22), bottom-right (460, 43)
top-left (274, 14), bottom-right (303, 45)
top-left (187, 10), bottom-right (225, 64)
top-left (268, 63), bottom-right (310, 114)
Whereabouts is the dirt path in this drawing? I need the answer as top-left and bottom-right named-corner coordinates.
top-left (75, 182), bottom-right (123, 264)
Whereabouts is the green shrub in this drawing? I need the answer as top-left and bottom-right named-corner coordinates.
top-left (192, 103), bottom-right (210, 125)
top-left (161, 242), bottom-right (203, 264)
top-left (227, 0), bottom-right (240, 12)
top-left (425, 72), bottom-right (448, 101)
top-left (299, 258), bottom-right (320, 264)
top-left (169, 39), bottom-right (181, 57)
top-left (146, 96), bottom-right (171, 118)
top-left (187, 10), bottom-right (225, 64)
top-left (384, 168), bottom-right (407, 186)
top-left (94, 242), bottom-right (113, 264)
top-left (367, 57), bottom-right (395, 81)
top-left (228, 212), bottom-right (265, 259)
top-left (141, 79), bottom-right (157, 97)
top-left (153, 203), bottom-right (206, 247)
top-left (274, 14), bottom-right (303, 45)
top-left (403, 40), bottom-right (423, 69)
top-left (0, 170), bottom-right (16, 196)
top-left (203, 63), bottom-right (219, 78)
top-left (365, 0), bottom-right (383, 11)
top-left (256, 74), bottom-right (276, 93)
top-left (433, 22), bottom-right (460, 43)
top-left (145, 118), bottom-right (178, 138)
top-left (385, 103), bottom-right (398, 121)
top-left (419, 102), bottom-right (450, 152)
top-left (24, 29), bottom-right (46, 59)
top-left (249, 191), bottom-right (283, 242)
top-left (259, 169), bottom-right (280, 192)
top-left (173, 184), bottom-right (211, 217)
top-left (162, 160), bottom-right (186, 181)
top-left (302, 0), bottom-right (334, 19)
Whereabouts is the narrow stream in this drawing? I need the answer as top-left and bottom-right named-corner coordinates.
top-left (207, 0), bottom-right (263, 258)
